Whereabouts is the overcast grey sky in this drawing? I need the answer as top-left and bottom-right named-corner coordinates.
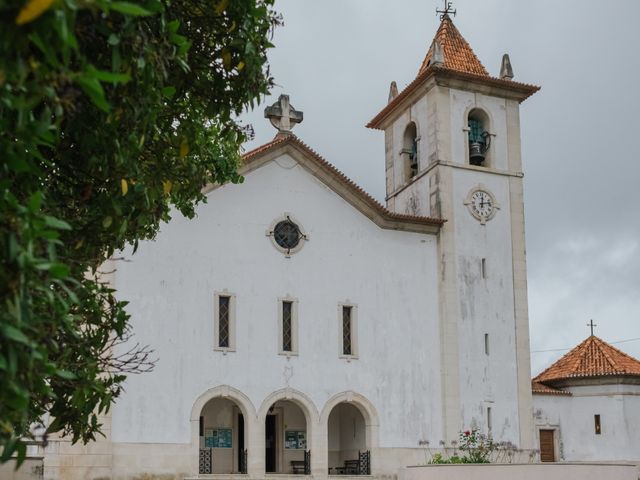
top-left (241, 0), bottom-right (640, 374)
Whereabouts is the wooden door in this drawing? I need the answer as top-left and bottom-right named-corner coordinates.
top-left (539, 429), bottom-right (555, 462)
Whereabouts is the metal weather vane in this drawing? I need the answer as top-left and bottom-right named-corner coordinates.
top-left (436, 0), bottom-right (456, 20)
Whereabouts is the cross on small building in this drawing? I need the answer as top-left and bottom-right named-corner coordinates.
top-left (587, 319), bottom-right (597, 336)
top-left (264, 94), bottom-right (303, 136)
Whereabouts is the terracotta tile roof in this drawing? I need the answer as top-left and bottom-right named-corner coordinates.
top-left (367, 16), bottom-right (540, 130)
top-left (531, 381), bottom-right (571, 396)
top-left (241, 136), bottom-right (286, 159)
top-left (239, 134), bottom-right (446, 231)
top-left (534, 335), bottom-right (640, 385)
top-left (418, 15), bottom-right (489, 77)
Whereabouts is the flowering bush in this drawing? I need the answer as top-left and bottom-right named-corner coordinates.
top-left (428, 428), bottom-right (496, 464)
top-left (458, 429), bottom-right (495, 463)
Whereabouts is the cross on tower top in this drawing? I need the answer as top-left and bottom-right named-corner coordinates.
top-left (264, 94), bottom-right (303, 137)
top-left (436, 0), bottom-right (456, 20)
top-left (587, 319), bottom-right (597, 336)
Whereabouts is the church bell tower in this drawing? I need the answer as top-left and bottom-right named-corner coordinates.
top-left (367, 10), bottom-right (540, 449)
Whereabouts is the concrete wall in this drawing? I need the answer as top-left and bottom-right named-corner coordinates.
top-left (533, 383), bottom-right (640, 462)
top-left (42, 414), bottom-right (112, 480)
top-left (447, 88), bottom-right (527, 447)
top-left (400, 463), bottom-right (638, 480)
top-left (0, 459), bottom-right (43, 480)
top-left (449, 172), bottom-right (520, 442)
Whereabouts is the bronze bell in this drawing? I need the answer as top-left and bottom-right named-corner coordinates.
top-left (469, 141), bottom-right (486, 165)
top-left (469, 133), bottom-right (491, 166)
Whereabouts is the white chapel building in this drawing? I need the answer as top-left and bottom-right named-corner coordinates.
top-left (40, 13), bottom-right (549, 480)
top-left (532, 334), bottom-right (640, 464)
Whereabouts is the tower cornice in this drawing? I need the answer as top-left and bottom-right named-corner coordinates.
top-left (367, 66), bottom-right (540, 130)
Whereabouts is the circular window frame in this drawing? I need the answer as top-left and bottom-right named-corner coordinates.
top-left (266, 213), bottom-right (309, 257)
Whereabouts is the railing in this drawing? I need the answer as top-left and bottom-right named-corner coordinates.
top-left (240, 448), bottom-right (248, 474)
top-left (199, 448), bottom-right (249, 475)
top-left (304, 450), bottom-right (311, 475)
top-left (358, 450), bottom-right (371, 475)
top-left (199, 448), bottom-right (212, 474)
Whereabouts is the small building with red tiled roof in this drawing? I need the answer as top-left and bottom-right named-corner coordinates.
top-left (532, 335), bottom-right (640, 463)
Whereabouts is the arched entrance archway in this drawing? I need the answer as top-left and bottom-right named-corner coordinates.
top-left (264, 400), bottom-right (308, 474)
top-left (321, 392), bottom-right (379, 476)
top-left (258, 389), bottom-right (318, 475)
top-left (328, 403), bottom-right (366, 474)
top-left (190, 386), bottom-right (256, 475)
top-left (200, 397), bottom-right (248, 474)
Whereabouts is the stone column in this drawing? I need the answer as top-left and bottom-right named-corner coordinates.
top-left (247, 413), bottom-right (265, 478)
top-left (311, 416), bottom-right (327, 478)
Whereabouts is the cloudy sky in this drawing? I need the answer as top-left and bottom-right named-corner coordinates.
top-left (241, 0), bottom-right (640, 374)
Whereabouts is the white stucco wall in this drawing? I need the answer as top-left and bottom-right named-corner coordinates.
top-left (110, 152), bottom-right (443, 450)
top-left (451, 167), bottom-right (519, 441)
top-left (401, 463), bottom-right (638, 480)
top-left (533, 383), bottom-right (640, 462)
top-left (382, 83), bottom-right (529, 447)
top-left (446, 89), bottom-right (522, 444)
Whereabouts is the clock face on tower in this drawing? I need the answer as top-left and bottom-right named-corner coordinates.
top-left (471, 190), bottom-right (493, 217)
top-left (464, 187), bottom-right (500, 224)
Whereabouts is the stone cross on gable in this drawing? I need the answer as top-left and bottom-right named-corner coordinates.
top-left (264, 94), bottom-right (303, 136)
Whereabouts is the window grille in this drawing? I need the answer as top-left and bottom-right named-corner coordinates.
top-left (343, 306), bottom-right (352, 355)
top-left (273, 219), bottom-right (303, 252)
top-left (282, 301), bottom-right (293, 352)
top-left (218, 296), bottom-right (230, 348)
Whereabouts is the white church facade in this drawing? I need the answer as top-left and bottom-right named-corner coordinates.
top-left (37, 13), bottom-right (555, 480)
top-left (97, 14), bottom-right (539, 479)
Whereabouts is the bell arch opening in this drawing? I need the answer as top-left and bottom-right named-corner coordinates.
top-left (467, 108), bottom-right (491, 167)
top-left (402, 122), bottom-right (419, 181)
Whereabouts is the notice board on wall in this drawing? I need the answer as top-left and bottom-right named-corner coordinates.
top-left (284, 430), bottom-right (306, 449)
top-left (204, 428), bottom-right (232, 448)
